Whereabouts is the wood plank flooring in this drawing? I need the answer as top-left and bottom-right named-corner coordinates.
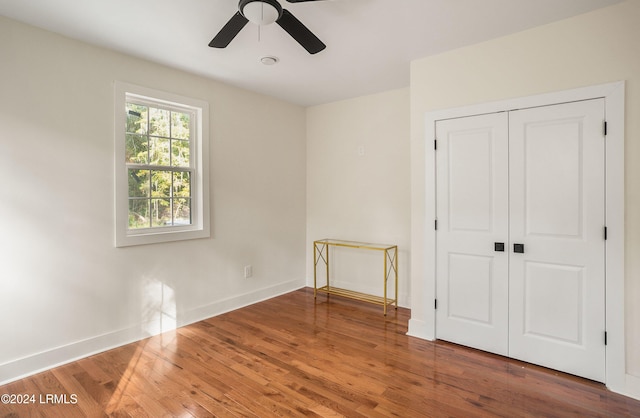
top-left (1, 287), bottom-right (639, 417)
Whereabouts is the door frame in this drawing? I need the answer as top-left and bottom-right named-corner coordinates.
top-left (408, 81), bottom-right (625, 393)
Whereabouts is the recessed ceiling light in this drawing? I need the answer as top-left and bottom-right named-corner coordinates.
top-left (260, 56), bottom-right (279, 66)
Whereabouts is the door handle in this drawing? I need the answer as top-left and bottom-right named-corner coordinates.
top-left (514, 243), bottom-right (525, 253)
top-left (494, 242), bottom-right (505, 252)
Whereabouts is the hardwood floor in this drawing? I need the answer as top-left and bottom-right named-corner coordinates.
top-left (2, 287), bottom-right (639, 417)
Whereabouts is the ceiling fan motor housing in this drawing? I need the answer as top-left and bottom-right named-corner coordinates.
top-left (240, 0), bottom-right (283, 25)
top-left (210, 0), bottom-right (326, 54)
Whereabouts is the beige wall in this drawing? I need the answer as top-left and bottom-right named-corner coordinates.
top-left (410, 0), bottom-right (640, 389)
top-left (306, 89), bottom-right (411, 306)
top-left (0, 16), bottom-right (307, 383)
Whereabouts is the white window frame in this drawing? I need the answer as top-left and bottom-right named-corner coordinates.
top-left (114, 81), bottom-right (210, 247)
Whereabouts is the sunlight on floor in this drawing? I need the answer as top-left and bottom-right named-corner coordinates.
top-left (104, 343), bottom-right (145, 414)
top-left (104, 277), bottom-right (181, 414)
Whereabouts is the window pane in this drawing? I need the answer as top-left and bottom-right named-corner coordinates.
top-left (129, 199), bottom-right (150, 229)
top-left (125, 134), bottom-right (148, 164)
top-left (150, 137), bottom-right (170, 166)
top-left (171, 139), bottom-right (190, 167)
top-left (171, 112), bottom-right (190, 140)
top-left (149, 107), bottom-right (170, 137)
top-left (151, 198), bottom-right (171, 227)
top-left (173, 198), bottom-right (191, 225)
top-left (126, 103), bottom-right (147, 134)
top-left (128, 169), bottom-right (150, 197)
top-left (151, 170), bottom-right (172, 198)
top-left (173, 171), bottom-right (191, 197)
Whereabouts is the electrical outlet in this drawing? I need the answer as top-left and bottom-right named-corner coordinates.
top-left (244, 265), bottom-right (253, 279)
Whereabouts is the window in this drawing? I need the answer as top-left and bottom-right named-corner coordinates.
top-left (114, 82), bottom-right (209, 247)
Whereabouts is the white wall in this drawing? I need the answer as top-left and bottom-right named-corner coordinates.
top-left (410, 0), bottom-right (640, 398)
top-left (0, 16), bottom-right (307, 384)
top-left (306, 89), bottom-right (411, 307)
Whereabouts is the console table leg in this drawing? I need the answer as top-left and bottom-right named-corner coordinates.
top-left (313, 243), bottom-right (317, 299)
top-left (384, 249), bottom-right (388, 316)
top-left (395, 247), bottom-right (399, 310)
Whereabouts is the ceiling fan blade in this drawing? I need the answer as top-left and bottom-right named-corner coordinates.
top-left (276, 9), bottom-right (326, 54)
top-left (209, 12), bottom-right (249, 48)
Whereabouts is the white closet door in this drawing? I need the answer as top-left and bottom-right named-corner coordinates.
top-left (435, 113), bottom-right (509, 356)
top-left (508, 99), bottom-right (606, 382)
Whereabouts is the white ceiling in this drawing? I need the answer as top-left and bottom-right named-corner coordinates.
top-left (0, 0), bottom-right (623, 106)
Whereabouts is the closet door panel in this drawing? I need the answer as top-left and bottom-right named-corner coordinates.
top-left (435, 113), bottom-right (509, 356)
top-left (508, 99), bottom-right (606, 382)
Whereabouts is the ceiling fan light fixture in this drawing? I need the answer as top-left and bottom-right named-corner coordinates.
top-left (241, 0), bottom-right (282, 26)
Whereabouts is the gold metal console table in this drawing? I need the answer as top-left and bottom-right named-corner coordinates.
top-left (313, 239), bottom-right (398, 315)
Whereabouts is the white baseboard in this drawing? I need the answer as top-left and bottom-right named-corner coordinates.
top-left (180, 279), bottom-right (305, 326)
top-left (407, 318), bottom-right (434, 341)
top-left (0, 279), bottom-right (305, 386)
top-left (622, 373), bottom-right (640, 401)
top-left (0, 324), bottom-right (144, 387)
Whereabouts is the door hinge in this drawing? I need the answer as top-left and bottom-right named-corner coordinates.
top-left (604, 331), bottom-right (608, 345)
top-left (435, 219), bottom-right (438, 230)
top-left (604, 121), bottom-right (608, 136)
top-left (434, 139), bottom-right (437, 150)
top-left (604, 226), bottom-right (608, 240)
top-left (435, 299), bottom-right (438, 310)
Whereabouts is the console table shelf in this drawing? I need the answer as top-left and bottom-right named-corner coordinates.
top-left (313, 239), bottom-right (398, 315)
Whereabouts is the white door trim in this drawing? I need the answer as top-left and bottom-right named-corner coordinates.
top-left (408, 81), bottom-right (626, 394)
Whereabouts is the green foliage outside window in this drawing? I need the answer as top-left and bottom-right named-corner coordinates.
top-left (126, 102), bottom-right (192, 229)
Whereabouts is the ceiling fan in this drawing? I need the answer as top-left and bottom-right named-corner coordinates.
top-left (209, 0), bottom-right (327, 54)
